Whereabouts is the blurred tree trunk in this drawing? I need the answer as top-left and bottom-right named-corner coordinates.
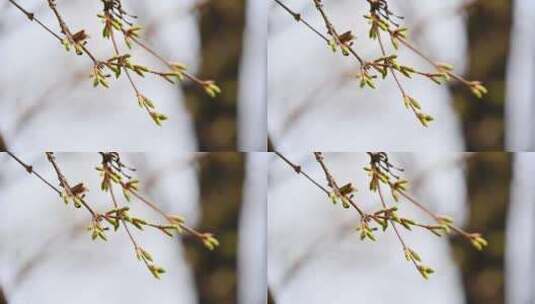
top-left (453, 1), bottom-right (513, 150)
top-left (185, 153), bottom-right (245, 304)
top-left (0, 286), bottom-right (7, 304)
top-left (451, 2), bottom-right (513, 304)
top-left (0, 133), bottom-right (6, 151)
top-left (454, 153), bottom-right (511, 304)
top-left (267, 288), bottom-right (275, 304)
top-left (185, 1), bottom-right (246, 151)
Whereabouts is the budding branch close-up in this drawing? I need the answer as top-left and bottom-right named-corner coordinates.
top-left (4, 151), bottom-right (219, 279)
top-left (7, 0), bottom-right (221, 126)
top-left (273, 0), bottom-right (488, 127)
top-left (275, 151), bottom-right (488, 279)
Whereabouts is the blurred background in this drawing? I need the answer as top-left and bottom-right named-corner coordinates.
top-left (0, 0), bottom-right (266, 151)
top-left (267, 0), bottom-right (533, 152)
top-left (268, 152), bottom-right (534, 304)
top-left (0, 152), bottom-right (267, 304)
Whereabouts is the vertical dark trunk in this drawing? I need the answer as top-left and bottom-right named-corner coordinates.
top-left (0, 133), bottom-right (6, 151)
top-left (455, 153), bottom-right (511, 304)
top-left (185, 2), bottom-right (246, 151)
top-left (0, 286), bottom-right (7, 304)
top-left (267, 137), bottom-right (274, 152)
top-left (451, 3), bottom-right (513, 303)
top-left (454, 2), bottom-right (513, 151)
top-left (185, 153), bottom-right (245, 304)
top-left (267, 288), bottom-right (276, 304)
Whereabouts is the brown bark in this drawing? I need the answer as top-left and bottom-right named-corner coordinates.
top-left (456, 2), bottom-right (513, 150)
top-left (458, 153), bottom-right (511, 304)
top-left (448, 3), bottom-right (513, 302)
top-left (185, 153), bottom-right (245, 304)
top-left (0, 133), bottom-right (6, 151)
top-left (0, 286), bottom-right (7, 304)
top-left (184, 1), bottom-right (246, 151)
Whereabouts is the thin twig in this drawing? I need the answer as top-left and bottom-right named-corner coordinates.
top-left (5, 152), bottom-right (61, 195)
